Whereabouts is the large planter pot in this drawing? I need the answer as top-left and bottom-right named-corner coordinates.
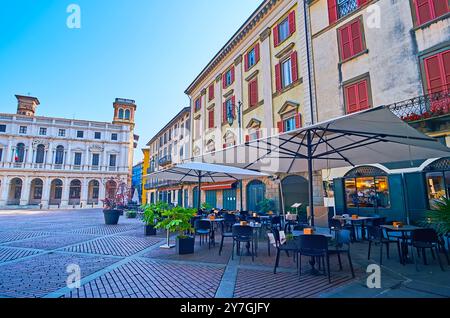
top-left (103, 209), bottom-right (122, 225)
top-left (176, 236), bottom-right (195, 255)
top-left (144, 225), bottom-right (157, 236)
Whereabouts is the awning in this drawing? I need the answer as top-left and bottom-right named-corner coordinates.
top-left (201, 181), bottom-right (237, 191)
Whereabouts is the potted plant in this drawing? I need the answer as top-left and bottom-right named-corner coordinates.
top-left (421, 198), bottom-right (450, 236)
top-left (155, 206), bottom-right (197, 254)
top-left (125, 210), bottom-right (137, 219)
top-left (257, 198), bottom-right (276, 214)
top-left (102, 197), bottom-right (123, 225)
top-left (142, 202), bottom-right (168, 236)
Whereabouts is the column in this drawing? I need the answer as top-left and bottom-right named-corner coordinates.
top-left (215, 74), bottom-right (223, 150)
top-left (20, 176), bottom-right (30, 206)
top-left (200, 88), bottom-right (207, 155)
top-left (0, 176), bottom-right (9, 207)
top-left (61, 177), bottom-right (70, 207)
top-left (66, 144), bottom-right (72, 170)
top-left (80, 178), bottom-right (88, 208)
top-left (98, 179), bottom-right (106, 206)
top-left (5, 138), bottom-right (12, 167)
top-left (259, 28), bottom-right (275, 132)
top-left (46, 142), bottom-right (53, 167)
top-left (84, 147), bottom-right (90, 170)
top-left (102, 150), bottom-right (108, 171)
top-left (26, 140), bottom-right (33, 167)
top-left (41, 177), bottom-right (51, 209)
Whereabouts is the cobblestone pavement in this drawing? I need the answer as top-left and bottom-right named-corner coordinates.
top-left (0, 209), bottom-right (365, 298)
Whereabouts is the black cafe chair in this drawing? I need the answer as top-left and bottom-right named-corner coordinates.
top-left (219, 221), bottom-right (233, 256)
top-left (223, 213), bottom-right (237, 232)
top-left (232, 225), bottom-right (255, 261)
top-left (271, 229), bottom-right (299, 274)
top-left (298, 235), bottom-right (331, 283)
top-left (194, 220), bottom-right (212, 249)
top-left (367, 225), bottom-right (402, 265)
top-left (328, 230), bottom-right (355, 278)
top-left (410, 228), bottom-right (445, 271)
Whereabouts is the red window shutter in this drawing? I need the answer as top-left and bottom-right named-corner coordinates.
top-left (244, 53), bottom-right (249, 72)
top-left (222, 102), bottom-right (227, 123)
top-left (208, 84), bottom-right (214, 101)
top-left (249, 79), bottom-right (258, 107)
top-left (277, 121), bottom-right (283, 133)
top-left (288, 10), bottom-right (296, 35)
top-left (357, 80), bottom-right (370, 110)
top-left (442, 50), bottom-right (450, 88)
top-left (339, 25), bottom-right (352, 60)
top-left (425, 54), bottom-right (444, 94)
top-left (345, 84), bottom-right (358, 114)
top-left (222, 73), bottom-right (227, 89)
top-left (231, 96), bottom-right (236, 118)
top-left (245, 135), bottom-right (250, 142)
top-left (295, 113), bottom-right (302, 129)
top-left (256, 130), bottom-right (261, 139)
top-left (255, 43), bottom-right (260, 63)
top-left (275, 63), bottom-right (282, 92)
top-left (327, 0), bottom-right (338, 25)
top-left (433, 0), bottom-right (449, 18)
top-left (273, 25), bottom-right (280, 47)
top-left (291, 51), bottom-right (299, 82)
top-left (208, 110), bottom-right (214, 128)
top-left (350, 20), bottom-right (363, 55)
top-left (357, 0), bottom-right (368, 6)
top-left (415, 0), bottom-right (433, 25)
top-left (231, 66), bottom-right (235, 84)
top-left (223, 144), bottom-right (227, 149)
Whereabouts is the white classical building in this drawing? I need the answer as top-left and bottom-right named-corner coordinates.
top-left (0, 95), bottom-right (138, 209)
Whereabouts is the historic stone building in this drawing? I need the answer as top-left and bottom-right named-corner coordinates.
top-left (0, 95), bottom-right (138, 209)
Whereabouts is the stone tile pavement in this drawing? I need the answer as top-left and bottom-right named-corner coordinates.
top-left (0, 208), bottom-right (448, 298)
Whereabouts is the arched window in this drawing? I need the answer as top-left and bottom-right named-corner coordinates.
top-left (424, 158), bottom-right (450, 209)
top-left (124, 109), bottom-right (131, 120)
top-left (35, 144), bottom-right (45, 164)
top-left (69, 180), bottom-right (81, 199)
top-left (246, 180), bottom-right (266, 212)
top-left (118, 108), bottom-right (124, 119)
top-left (55, 146), bottom-right (64, 165)
top-left (15, 143), bottom-right (25, 163)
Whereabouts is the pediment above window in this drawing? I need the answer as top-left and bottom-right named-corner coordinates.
top-left (246, 118), bottom-right (262, 129)
top-left (278, 101), bottom-right (300, 116)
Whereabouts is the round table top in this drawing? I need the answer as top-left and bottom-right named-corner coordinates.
top-left (201, 218), bottom-right (224, 222)
top-left (381, 225), bottom-right (423, 231)
top-left (292, 231), bottom-right (333, 238)
top-left (233, 223), bottom-right (262, 228)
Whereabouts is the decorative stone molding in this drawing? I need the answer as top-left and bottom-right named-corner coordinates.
top-left (201, 88), bottom-right (207, 96)
top-left (32, 140), bottom-right (49, 149)
top-left (234, 54), bottom-right (243, 66)
top-left (89, 144), bottom-right (104, 152)
top-left (259, 28), bottom-right (271, 41)
top-left (278, 101), bottom-right (300, 115)
top-left (245, 70), bottom-right (259, 82)
top-left (223, 89), bottom-right (234, 99)
top-left (275, 42), bottom-right (296, 59)
top-left (246, 118), bottom-right (262, 129)
top-left (215, 74), bottom-right (222, 83)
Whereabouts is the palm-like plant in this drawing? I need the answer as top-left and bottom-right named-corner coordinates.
top-left (142, 202), bottom-right (169, 226)
top-left (423, 198), bottom-right (450, 236)
top-left (155, 206), bottom-right (197, 239)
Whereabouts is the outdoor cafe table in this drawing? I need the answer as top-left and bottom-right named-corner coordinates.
top-left (380, 224), bottom-right (423, 264)
top-left (233, 223), bottom-right (262, 256)
top-left (201, 218), bottom-right (224, 247)
top-left (337, 216), bottom-right (378, 241)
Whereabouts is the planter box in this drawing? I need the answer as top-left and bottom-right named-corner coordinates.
top-left (103, 209), bottom-right (122, 225)
top-left (144, 225), bottom-right (157, 236)
top-left (126, 212), bottom-right (137, 219)
top-left (176, 236), bottom-right (195, 255)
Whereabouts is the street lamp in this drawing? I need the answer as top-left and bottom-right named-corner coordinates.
top-left (226, 100), bottom-right (243, 144)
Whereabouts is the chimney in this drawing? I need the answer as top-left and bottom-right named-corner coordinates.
top-left (15, 95), bottom-right (40, 117)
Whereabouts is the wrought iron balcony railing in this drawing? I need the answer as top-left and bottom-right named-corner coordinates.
top-left (388, 89), bottom-right (450, 122)
top-left (158, 155), bottom-right (172, 166)
top-left (338, 0), bottom-right (358, 19)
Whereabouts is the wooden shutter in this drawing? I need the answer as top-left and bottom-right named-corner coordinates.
top-left (415, 0), bottom-right (433, 25)
top-left (222, 73), bottom-right (227, 89)
top-left (255, 43), bottom-right (260, 63)
top-left (442, 50), bottom-right (450, 89)
top-left (249, 79), bottom-right (258, 107)
top-left (339, 25), bottom-right (352, 60)
top-left (208, 84), bottom-right (214, 101)
top-left (222, 102), bottom-right (227, 123)
top-left (350, 19), bottom-right (363, 55)
top-left (288, 10), bottom-right (296, 35)
top-left (231, 96), bottom-right (236, 118)
top-left (231, 66), bottom-right (235, 84)
top-left (273, 24), bottom-right (280, 47)
top-left (208, 109), bottom-right (214, 129)
top-left (357, 80), bottom-right (369, 110)
top-left (357, 0), bottom-right (368, 6)
top-left (433, 0), bottom-right (449, 18)
top-left (275, 63), bottom-right (282, 92)
top-left (245, 135), bottom-right (250, 142)
top-left (345, 84), bottom-right (358, 114)
top-left (244, 52), bottom-right (249, 72)
top-left (295, 113), bottom-right (302, 129)
top-left (425, 54), bottom-right (444, 94)
top-left (327, 0), bottom-right (338, 25)
top-left (223, 143), bottom-right (227, 149)
top-left (291, 51), bottom-right (299, 82)
top-left (277, 121), bottom-right (283, 133)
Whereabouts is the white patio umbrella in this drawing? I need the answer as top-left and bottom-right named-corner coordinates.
top-left (195, 106), bottom-right (450, 226)
top-left (132, 188), bottom-right (140, 205)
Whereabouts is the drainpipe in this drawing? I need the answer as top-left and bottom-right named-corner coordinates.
top-left (304, 0), bottom-right (315, 125)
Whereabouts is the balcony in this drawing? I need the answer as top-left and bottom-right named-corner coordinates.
top-left (147, 166), bottom-right (155, 174)
top-left (338, 0), bottom-right (358, 20)
top-left (158, 155), bottom-right (172, 167)
top-left (388, 89), bottom-right (449, 134)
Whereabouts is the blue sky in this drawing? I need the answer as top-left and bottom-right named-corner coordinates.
top-left (0, 0), bottom-right (261, 163)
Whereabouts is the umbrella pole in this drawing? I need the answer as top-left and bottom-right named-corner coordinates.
top-left (307, 131), bottom-right (315, 227)
top-left (239, 181), bottom-right (243, 211)
top-left (197, 175), bottom-right (202, 211)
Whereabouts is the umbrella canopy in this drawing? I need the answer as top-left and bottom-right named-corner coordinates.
top-left (132, 189), bottom-right (140, 205)
top-left (194, 106), bottom-right (450, 225)
top-left (149, 162), bottom-right (269, 210)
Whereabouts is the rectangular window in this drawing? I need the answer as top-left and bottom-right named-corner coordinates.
top-left (19, 126), bottom-right (27, 134)
top-left (283, 116), bottom-right (296, 132)
top-left (424, 49), bottom-right (450, 94)
top-left (208, 84), bottom-right (215, 101)
top-left (226, 70), bottom-right (233, 86)
top-left (345, 176), bottom-right (390, 208)
top-left (344, 78), bottom-right (371, 113)
top-left (328, 0), bottom-right (368, 24)
top-left (414, 0), bottom-right (449, 26)
top-left (0, 148), bottom-right (3, 162)
top-left (223, 67), bottom-right (235, 88)
top-left (195, 97), bottom-right (201, 112)
top-left (274, 11), bottom-right (296, 46)
top-left (58, 129), bottom-right (66, 137)
top-left (0, 124), bottom-right (5, 133)
top-left (338, 18), bottom-right (364, 61)
top-left (426, 171), bottom-right (449, 208)
top-left (74, 153), bottom-right (82, 166)
top-left (223, 97), bottom-right (235, 124)
top-left (208, 109), bottom-right (214, 129)
top-left (77, 131), bottom-right (84, 138)
top-left (109, 154), bottom-right (117, 167)
top-left (168, 129), bottom-right (172, 141)
top-left (92, 154), bottom-right (99, 166)
top-left (39, 128), bottom-right (47, 136)
top-left (248, 78), bottom-right (259, 107)
top-left (94, 132), bottom-right (101, 139)
top-left (278, 18), bottom-right (290, 43)
top-left (282, 59), bottom-right (293, 88)
top-left (111, 133), bottom-right (118, 141)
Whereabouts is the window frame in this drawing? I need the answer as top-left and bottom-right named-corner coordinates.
top-left (337, 16), bottom-right (366, 62)
top-left (344, 175), bottom-right (391, 209)
top-left (412, 0), bottom-right (449, 27)
top-left (343, 74), bottom-right (372, 114)
top-left (76, 130), bottom-right (84, 138)
top-left (0, 124), bottom-right (5, 133)
top-left (58, 129), bottom-right (66, 137)
top-left (94, 132), bottom-right (101, 140)
top-left (281, 57), bottom-right (293, 89)
top-left (111, 133), bottom-right (118, 141)
top-left (19, 126), bottom-right (27, 134)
